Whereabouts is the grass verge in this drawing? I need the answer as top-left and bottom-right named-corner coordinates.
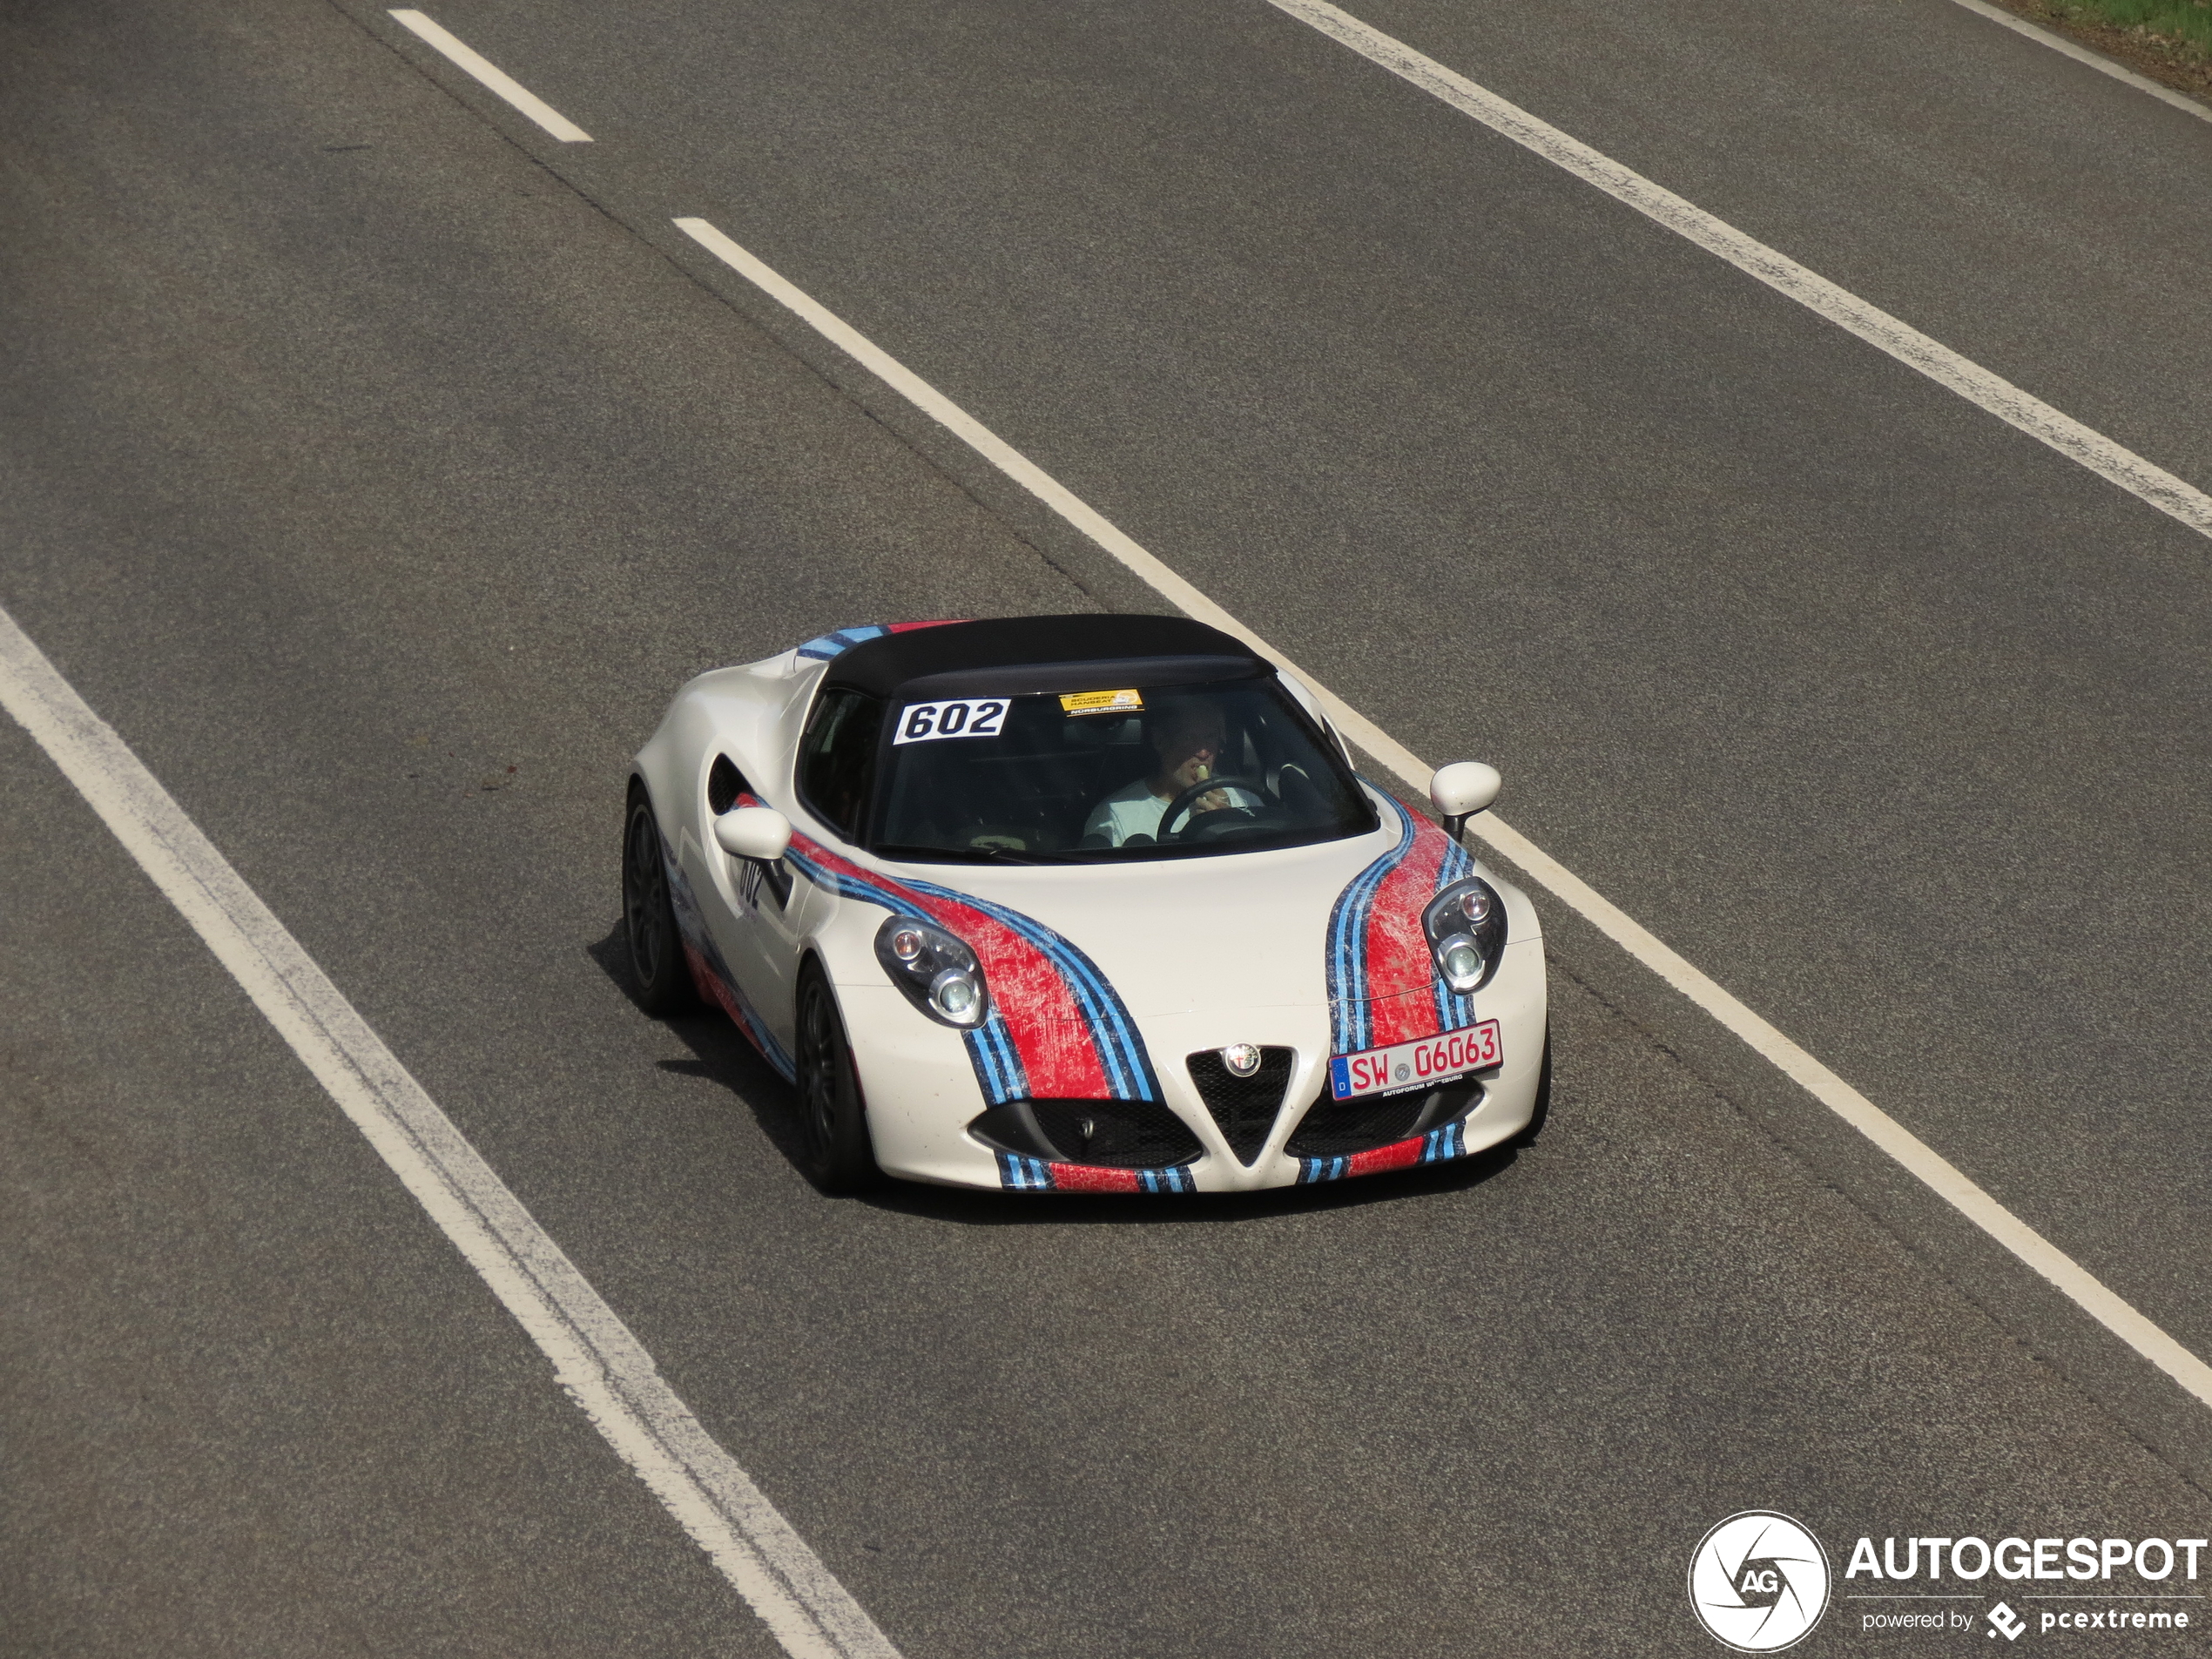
top-left (1981, 0), bottom-right (2212, 106)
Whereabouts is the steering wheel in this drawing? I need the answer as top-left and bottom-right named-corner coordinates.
top-left (1158, 774), bottom-right (1274, 842)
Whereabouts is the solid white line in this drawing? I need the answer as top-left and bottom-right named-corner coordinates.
top-left (1946, 0), bottom-right (2212, 125)
top-left (1264, 0), bottom-right (2212, 544)
top-left (0, 604), bottom-right (898, 1659)
top-left (388, 9), bottom-right (593, 143)
top-left (673, 213), bottom-right (2212, 1413)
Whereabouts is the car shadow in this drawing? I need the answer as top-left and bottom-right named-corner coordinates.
top-left (855, 1139), bottom-right (1527, 1228)
top-left (586, 921), bottom-right (1533, 1225)
top-left (584, 921), bottom-right (816, 1171)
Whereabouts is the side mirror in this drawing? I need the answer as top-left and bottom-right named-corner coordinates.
top-left (713, 806), bottom-right (792, 862)
top-left (1429, 761), bottom-right (1501, 844)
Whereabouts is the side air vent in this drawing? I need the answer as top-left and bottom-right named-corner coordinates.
top-left (707, 754), bottom-right (746, 814)
top-left (1185, 1047), bottom-right (1297, 1166)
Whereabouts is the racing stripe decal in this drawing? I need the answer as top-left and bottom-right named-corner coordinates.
top-left (905, 879), bottom-right (1161, 1103)
top-left (771, 824), bottom-right (1163, 1108)
top-left (795, 620), bottom-right (962, 663)
top-left (1325, 804), bottom-right (1413, 1053)
top-left (1430, 838), bottom-right (1479, 1035)
top-left (658, 834), bottom-right (797, 1082)
top-left (992, 1153), bottom-right (1198, 1193)
top-left (1325, 796), bottom-right (1481, 1052)
top-left (1295, 1120), bottom-right (1467, 1185)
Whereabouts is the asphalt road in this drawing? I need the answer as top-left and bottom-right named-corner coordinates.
top-left (3, 0), bottom-right (2210, 1655)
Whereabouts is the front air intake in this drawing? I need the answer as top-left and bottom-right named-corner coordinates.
top-left (967, 1098), bottom-right (1206, 1170)
top-left (1185, 1047), bottom-right (1296, 1166)
top-left (1285, 1077), bottom-right (1484, 1160)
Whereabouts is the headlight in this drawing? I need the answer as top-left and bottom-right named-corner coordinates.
top-left (874, 916), bottom-right (989, 1028)
top-left (1422, 877), bottom-right (1507, 994)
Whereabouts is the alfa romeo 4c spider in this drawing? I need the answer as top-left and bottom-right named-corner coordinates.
top-left (624, 615), bottom-right (1549, 1193)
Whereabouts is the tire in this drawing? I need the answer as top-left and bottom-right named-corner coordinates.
top-left (623, 787), bottom-right (698, 1016)
top-left (1514, 1026), bottom-right (1554, 1149)
top-left (794, 967), bottom-right (882, 1192)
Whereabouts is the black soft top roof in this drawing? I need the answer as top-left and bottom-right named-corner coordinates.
top-left (820, 615), bottom-right (1271, 700)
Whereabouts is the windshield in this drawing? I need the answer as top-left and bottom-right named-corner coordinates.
top-left (868, 677), bottom-right (1376, 862)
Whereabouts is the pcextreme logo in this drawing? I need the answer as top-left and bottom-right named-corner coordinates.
top-left (1690, 1511), bottom-right (1833, 1652)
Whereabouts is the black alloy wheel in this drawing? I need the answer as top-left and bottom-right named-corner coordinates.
top-left (624, 788), bottom-right (698, 1016)
top-left (795, 968), bottom-right (881, 1192)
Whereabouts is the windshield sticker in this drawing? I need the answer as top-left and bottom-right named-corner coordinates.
top-left (1059, 688), bottom-right (1144, 718)
top-left (893, 698), bottom-right (1008, 745)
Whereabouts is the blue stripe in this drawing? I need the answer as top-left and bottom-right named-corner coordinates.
top-left (781, 846), bottom-right (1060, 1100)
top-left (1430, 836), bottom-right (1480, 1035)
top-left (905, 880), bottom-right (1147, 1092)
top-left (796, 624), bottom-right (889, 662)
top-left (962, 1012), bottom-right (1030, 1105)
top-left (904, 878), bottom-right (1162, 1103)
top-left (783, 850), bottom-right (927, 921)
top-left (784, 851), bottom-right (1157, 1107)
top-left (658, 836), bottom-right (796, 1081)
top-left (995, 1152), bottom-right (1055, 1190)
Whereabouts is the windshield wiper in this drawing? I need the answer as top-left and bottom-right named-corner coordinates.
top-left (873, 841), bottom-right (1075, 866)
top-left (978, 845), bottom-right (1078, 865)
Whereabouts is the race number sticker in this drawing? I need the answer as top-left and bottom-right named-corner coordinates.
top-left (893, 698), bottom-right (1008, 745)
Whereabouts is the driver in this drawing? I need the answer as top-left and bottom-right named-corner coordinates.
top-left (1082, 700), bottom-right (1260, 846)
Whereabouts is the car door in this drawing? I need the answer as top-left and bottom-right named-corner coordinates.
top-left (707, 687), bottom-right (880, 1058)
top-left (693, 752), bottom-right (806, 1065)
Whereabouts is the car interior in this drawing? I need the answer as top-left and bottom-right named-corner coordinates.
top-left (870, 685), bottom-right (1356, 860)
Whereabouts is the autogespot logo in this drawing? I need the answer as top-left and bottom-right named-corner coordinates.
top-left (1689, 1511), bottom-right (1833, 1652)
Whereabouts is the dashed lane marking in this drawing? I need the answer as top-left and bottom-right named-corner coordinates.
top-left (388, 9), bottom-right (593, 143)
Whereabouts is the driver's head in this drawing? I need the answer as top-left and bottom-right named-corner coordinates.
top-left (1150, 701), bottom-right (1227, 792)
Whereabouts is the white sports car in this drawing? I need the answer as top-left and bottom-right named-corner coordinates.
top-left (624, 616), bottom-right (1549, 1193)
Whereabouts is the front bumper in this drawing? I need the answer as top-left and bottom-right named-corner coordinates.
top-left (839, 935), bottom-right (1548, 1193)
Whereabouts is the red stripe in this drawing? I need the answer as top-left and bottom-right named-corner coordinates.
top-left (682, 942), bottom-right (724, 1008)
top-left (883, 619), bottom-right (966, 635)
top-left (685, 942), bottom-right (771, 1055)
top-left (794, 833), bottom-right (1111, 1098)
top-left (1342, 1136), bottom-right (1428, 1178)
top-left (1364, 807), bottom-right (1450, 1044)
top-left (1046, 1164), bottom-right (1142, 1194)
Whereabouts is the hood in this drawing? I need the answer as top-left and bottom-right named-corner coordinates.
top-left (875, 802), bottom-right (1421, 1017)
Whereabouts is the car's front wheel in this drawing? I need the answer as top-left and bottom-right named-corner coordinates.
top-left (623, 786), bottom-right (698, 1016)
top-left (795, 967), bottom-right (881, 1192)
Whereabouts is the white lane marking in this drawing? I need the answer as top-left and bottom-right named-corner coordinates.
top-left (1946, 0), bottom-right (2212, 125)
top-left (0, 605), bottom-right (898, 1659)
top-left (1264, 0), bottom-right (2212, 543)
top-left (388, 10), bottom-right (593, 143)
top-left (673, 214), bottom-right (2212, 1413)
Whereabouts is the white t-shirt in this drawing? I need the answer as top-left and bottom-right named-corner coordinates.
top-left (1082, 776), bottom-right (1262, 846)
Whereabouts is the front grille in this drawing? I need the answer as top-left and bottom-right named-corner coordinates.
top-left (1185, 1047), bottom-right (1297, 1165)
top-left (1285, 1077), bottom-right (1483, 1159)
top-left (968, 1098), bottom-right (1205, 1169)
